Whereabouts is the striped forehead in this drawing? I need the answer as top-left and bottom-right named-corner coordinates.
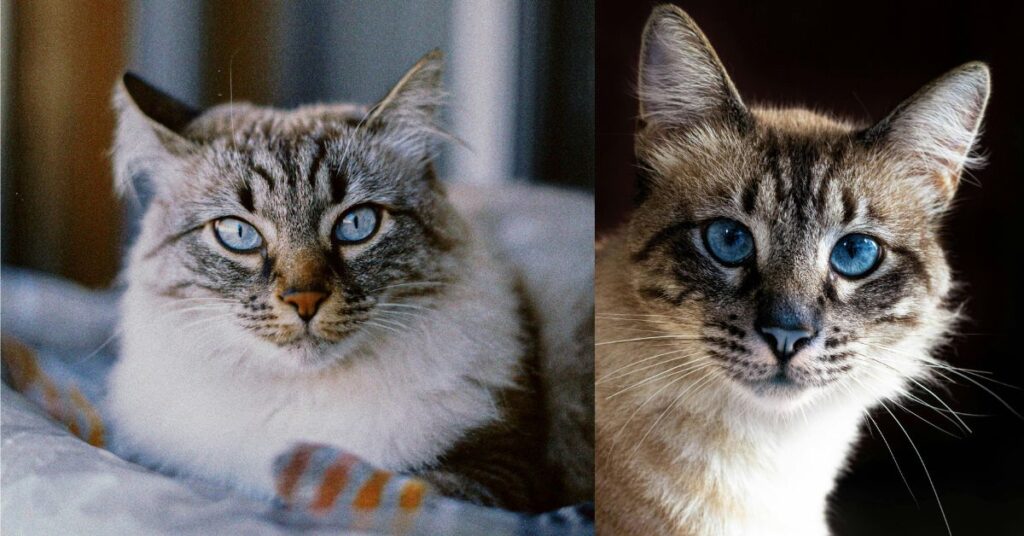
top-left (220, 136), bottom-right (403, 231)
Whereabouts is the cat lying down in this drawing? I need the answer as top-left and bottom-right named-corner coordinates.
top-left (100, 50), bottom-right (592, 512)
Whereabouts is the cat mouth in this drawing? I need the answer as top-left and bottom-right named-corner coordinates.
top-left (738, 369), bottom-right (806, 396)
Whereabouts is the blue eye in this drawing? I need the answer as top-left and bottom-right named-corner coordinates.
top-left (703, 218), bottom-right (755, 266)
top-left (334, 205), bottom-right (380, 243)
top-left (213, 217), bottom-right (263, 252)
top-left (830, 234), bottom-right (882, 277)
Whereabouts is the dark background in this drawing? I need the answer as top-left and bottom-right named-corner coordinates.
top-left (597, 1), bottom-right (1024, 534)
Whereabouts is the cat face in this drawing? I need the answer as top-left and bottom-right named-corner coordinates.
top-left (114, 51), bottom-right (465, 370)
top-left (625, 6), bottom-right (989, 409)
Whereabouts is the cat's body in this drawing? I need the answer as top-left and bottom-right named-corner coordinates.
top-left (595, 5), bottom-right (988, 535)
top-left (105, 52), bottom-right (592, 510)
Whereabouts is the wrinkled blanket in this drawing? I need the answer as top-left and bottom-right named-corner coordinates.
top-left (1, 266), bottom-right (592, 535)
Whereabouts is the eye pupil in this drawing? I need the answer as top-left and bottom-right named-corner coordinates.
top-left (335, 206), bottom-right (379, 243)
top-left (213, 217), bottom-right (262, 253)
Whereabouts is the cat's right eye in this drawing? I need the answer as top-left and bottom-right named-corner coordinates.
top-left (213, 217), bottom-right (263, 253)
top-left (703, 218), bottom-right (755, 266)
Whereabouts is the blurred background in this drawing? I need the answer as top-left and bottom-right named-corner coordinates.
top-left (597, 1), bottom-right (1024, 534)
top-left (1, 0), bottom-right (594, 288)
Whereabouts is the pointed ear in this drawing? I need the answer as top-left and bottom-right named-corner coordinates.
top-left (865, 62), bottom-right (991, 203)
top-left (111, 73), bottom-right (199, 197)
top-left (638, 5), bottom-right (747, 129)
top-left (366, 49), bottom-right (446, 161)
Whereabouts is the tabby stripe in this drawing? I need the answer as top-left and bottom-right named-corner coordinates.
top-left (841, 187), bottom-right (857, 225)
top-left (875, 313), bottom-right (920, 326)
top-left (763, 133), bottom-right (786, 204)
top-left (281, 143), bottom-right (300, 187)
top-left (307, 140), bottom-right (328, 188)
top-left (330, 167), bottom-right (348, 204)
top-left (238, 181), bottom-right (255, 212)
top-left (788, 140), bottom-right (818, 226)
top-left (639, 286), bottom-right (685, 306)
top-left (741, 175), bottom-right (760, 214)
top-left (815, 142), bottom-right (846, 213)
top-left (389, 208), bottom-right (457, 252)
top-left (251, 163), bottom-right (277, 191)
top-left (632, 220), bottom-right (696, 262)
top-left (889, 246), bottom-right (929, 291)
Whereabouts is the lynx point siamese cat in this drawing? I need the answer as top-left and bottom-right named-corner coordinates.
top-left (596, 5), bottom-right (989, 535)
top-left (106, 51), bottom-right (589, 511)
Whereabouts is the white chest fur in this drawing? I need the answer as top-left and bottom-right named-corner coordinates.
top-left (106, 252), bottom-right (522, 498)
top-left (656, 403), bottom-right (866, 536)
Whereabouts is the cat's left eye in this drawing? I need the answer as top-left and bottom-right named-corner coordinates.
top-left (334, 205), bottom-right (381, 244)
top-left (703, 218), bottom-right (755, 266)
top-left (213, 217), bottom-right (263, 253)
top-left (830, 234), bottom-right (882, 278)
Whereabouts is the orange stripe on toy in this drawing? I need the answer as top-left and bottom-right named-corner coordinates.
top-left (353, 470), bottom-right (390, 510)
top-left (69, 387), bottom-right (106, 448)
top-left (276, 444), bottom-right (314, 503)
top-left (310, 453), bottom-right (359, 514)
top-left (1, 335), bottom-right (41, 391)
top-left (41, 379), bottom-right (66, 422)
top-left (398, 480), bottom-right (427, 510)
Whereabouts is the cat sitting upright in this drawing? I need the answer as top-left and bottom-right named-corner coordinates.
top-left (595, 5), bottom-right (989, 535)
top-left (105, 50), bottom-right (591, 512)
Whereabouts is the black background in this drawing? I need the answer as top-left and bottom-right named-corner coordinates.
top-left (596, 1), bottom-right (1024, 534)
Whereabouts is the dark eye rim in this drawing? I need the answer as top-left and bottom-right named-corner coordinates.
top-left (333, 204), bottom-right (383, 245)
top-left (212, 217), bottom-right (264, 254)
top-left (830, 233), bottom-right (885, 279)
top-left (701, 217), bottom-right (755, 267)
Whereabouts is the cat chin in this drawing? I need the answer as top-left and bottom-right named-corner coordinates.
top-left (725, 376), bottom-right (830, 414)
top-left (244, 331), bottom-right (372, 375)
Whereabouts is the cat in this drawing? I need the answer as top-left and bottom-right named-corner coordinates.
top-left (105, 49), bottom-right (592, 512)
top-left (595, 5), bottom-right (989, 535)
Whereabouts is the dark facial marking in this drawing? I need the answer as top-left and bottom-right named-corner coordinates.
top-left (251, 163), bottom-right (277, 191)
top-left (632, 220), bottom-right (697, 263)
top-left (888, 246), bottom-right (929, 290)
top-left (238, 182), bottom-right (255, 212)
top-left (814, 143), bottom-right (845, 209)
top-left (307, 140), bottom-right (328, 187)
top-left (763, 134), bottom-right (786, 204)
top-left (741, 175), bottom-right (759, 214)
top-left (260, 249), bottom-right (275, 281)
top-left (330, 167), bottom-right (348, 205)
top-left (841, 187), bottom-right (857, 225)
top-left (786, 139), bottom-right (819, 226)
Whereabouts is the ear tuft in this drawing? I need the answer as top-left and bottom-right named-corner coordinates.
top-left (866, 62), bottom-right (991, 202)
top-left (368, 49), bottom-right (445, 126)
top-left (112, 73), bottom-right (199, 198)
top-left (638, 5), bottom-right (746, 129)
top-left (365, 49), bottom-right (447, 163)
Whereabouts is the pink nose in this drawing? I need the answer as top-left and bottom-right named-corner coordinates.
top-left (280, 290), bottom-right (328, 321)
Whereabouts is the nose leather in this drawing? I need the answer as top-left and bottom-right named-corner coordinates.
top-left (758, 326), bottom-right (815, 360)
top-left (280, 290), bottom-right (328, 321)
top-left (755, 293), bottom-right (820, 362)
